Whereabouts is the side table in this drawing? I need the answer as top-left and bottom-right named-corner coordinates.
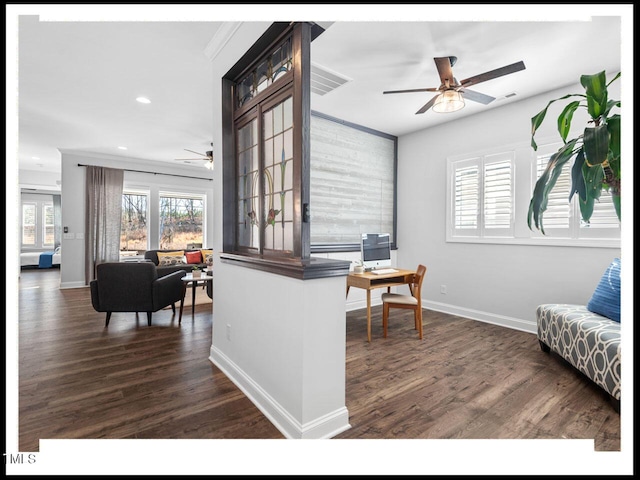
top-left (179, 272), bottom-right (213, 323)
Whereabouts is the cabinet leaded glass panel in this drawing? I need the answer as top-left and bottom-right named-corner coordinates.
top-left (263, 96), bottom-right (294, 253)
top-left (236, 37), bottom-right (292, 109)
top-left (237, 119), bottom-right (259, 250)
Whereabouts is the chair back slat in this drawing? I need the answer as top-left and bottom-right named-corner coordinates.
top-left (412, 264), bottom-right (427, 295)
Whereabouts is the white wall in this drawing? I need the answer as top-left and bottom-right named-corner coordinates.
top-left (59, 150), bottom-right (214, 289)
top-left (396, 82), bottom-right (623, 333)
top-left (19, 168), bottom-right (61, 191)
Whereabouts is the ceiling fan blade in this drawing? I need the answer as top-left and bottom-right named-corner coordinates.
top-left (461, 88), bottom-right (495, 105)
top-left (184, 148), bottom-right (207, 157)
top-left (175, 158), bottom-right (210, 162)
top-left (434, 56), bottom-right (456, 87)
top-left (460, 61), bottom-right (526, 88)
top-left (415, 95), bottom-right (439, 115)
top-left (383, 87), bottom-right (439, 94)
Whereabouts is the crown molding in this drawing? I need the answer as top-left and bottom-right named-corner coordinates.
top-left (204, 21), bottom-right (243, 61)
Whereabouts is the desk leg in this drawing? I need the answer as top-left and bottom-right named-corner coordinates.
top-left (366, 289), bottom-right (372, 343)
top-left (179, 284), bottom-right (187, 324)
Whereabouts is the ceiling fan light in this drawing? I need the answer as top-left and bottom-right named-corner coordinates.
top-left (432, 90), bottom-right (465, 113)
top-left (204, 160), bottom-right (214, 170)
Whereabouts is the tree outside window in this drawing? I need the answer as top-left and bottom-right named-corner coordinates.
top-left (159, 194), bottom-right (204, 250)
top-left (120, 192), bottom-right (148, 252)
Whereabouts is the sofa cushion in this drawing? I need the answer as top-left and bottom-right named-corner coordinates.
top-left (185, 250), bottom-right (203, 264)
top-left (157, 250), bottom-right (185, 266)
top-left (201, 249), bottom-right (213, 265)
top-left (587, 258), bottom-right (621, 322)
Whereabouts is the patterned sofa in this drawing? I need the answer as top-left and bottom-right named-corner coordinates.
top-left (537, 304), bottom-right (621, 409)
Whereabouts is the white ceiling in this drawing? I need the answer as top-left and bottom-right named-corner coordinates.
top-left (11, 8), bottom-right (625, 180)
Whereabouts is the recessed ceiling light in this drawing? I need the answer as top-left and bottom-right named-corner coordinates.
top-left (32, 156), bottom-right (40, 160)
top-left (136, 96), bottom-right (151, 104)
top-left (118, 146), bottom-right (128, 150)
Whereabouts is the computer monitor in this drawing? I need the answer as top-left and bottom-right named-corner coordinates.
top-left (361, 233), bottom-right (391, 271)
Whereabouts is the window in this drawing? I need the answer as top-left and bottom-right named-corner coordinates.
top-left (446, 141), bottom-right (620, 247)
top-left (121, 192), bottom-right (148, 251)
top-left (43, 204), bottom-right (54, 246)
top-left (22, 203), bottom-right (36, 246)
top-left (449, 151), bottom-right (514, 239)
top-left (309, 112), bottom-right (397, 251)
top-left (159, 193), bottom-right (204, 250)
top-left (533, 143), bottom-right (619, 240)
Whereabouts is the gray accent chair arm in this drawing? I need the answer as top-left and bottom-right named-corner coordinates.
top-left (153, 270), bottom-right (185, 310)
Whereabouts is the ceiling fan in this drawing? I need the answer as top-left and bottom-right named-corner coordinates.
top-left (175, 143), bottom-right (214, 169)
top-left (383, 56), bottom-right (526, 114)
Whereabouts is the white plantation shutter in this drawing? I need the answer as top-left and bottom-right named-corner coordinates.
top-left (536, 153), bottom-right (571, 229)
top-left (454, 165), bottom-right (479, 231)
top-left (451, 152), bottom-right (514, 238)
top-left (447, 141), bottom-right (619, 246)
top-left (582, 190), bottom-right (619, 229)
top-left (484, 157), bottom-right (512, 230)
top-left (534, 148), bottom-right (620, 238)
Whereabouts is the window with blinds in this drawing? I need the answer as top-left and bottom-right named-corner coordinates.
top-left (483, 154), bottom-right (513, 231)
top-left (534, 148), bottom-right (620, 239)
top-left (454, 165), bottom-right (479, 231)
top-left (310, 112), bottom-right (396, 249)
top-left (447, 141), bottom-right (619, 246)
top-left (535, 152), bottom-right (571, 229)
top-left (450, 152), bottom-right (514, 238)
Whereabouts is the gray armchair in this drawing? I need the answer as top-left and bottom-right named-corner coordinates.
top-left (90, 262), bottom-right (184, 327)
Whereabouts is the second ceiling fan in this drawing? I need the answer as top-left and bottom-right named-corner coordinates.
top-left (175, 142), bottom-right (214, 170)
top-left (383, 56), bottom-right (526, 114)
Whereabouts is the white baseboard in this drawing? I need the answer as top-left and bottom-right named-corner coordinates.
top-left (346, 298), bottom-right (382, 312)
top-left (209, 346), bottom-right (351, 439)
top-left (347, 298), bottom-right (535, 334)
top-left (59, 282), bottom-right (88, 289)
top-left (422, 300), bottom-right (537, 334)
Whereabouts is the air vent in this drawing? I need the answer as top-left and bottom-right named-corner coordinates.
top-left (310, 62), bottom-right (352, 96)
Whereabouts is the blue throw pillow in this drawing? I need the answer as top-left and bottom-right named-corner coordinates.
top-left (587, 258), bottom-right (621, 322)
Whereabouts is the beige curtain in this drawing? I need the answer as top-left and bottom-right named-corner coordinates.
top-left (85, 166), bottom-right (124, 284)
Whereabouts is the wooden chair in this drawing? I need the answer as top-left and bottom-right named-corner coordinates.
top-left (381, 264), bottom-right (427, 339)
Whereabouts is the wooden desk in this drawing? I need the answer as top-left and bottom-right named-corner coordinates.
top-left (346, 269), bottom-right (416, 342)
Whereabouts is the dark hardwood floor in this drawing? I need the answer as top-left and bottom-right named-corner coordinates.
top-left (16, 269), bottom-right (620, 454)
